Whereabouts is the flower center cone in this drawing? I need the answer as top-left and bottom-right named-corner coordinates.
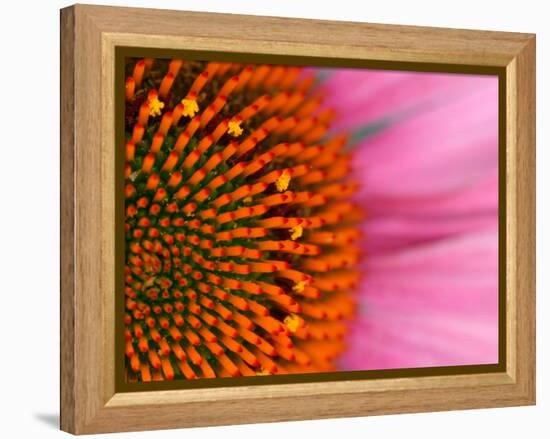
top-left (124, 58), bottom-right (363, 381)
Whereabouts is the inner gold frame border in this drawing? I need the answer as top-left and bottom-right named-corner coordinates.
top-left (60, 4), bottom-right (536, 434)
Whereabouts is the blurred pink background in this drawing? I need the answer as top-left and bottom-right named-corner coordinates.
top-left (315, 68), bottom-right (499, 370)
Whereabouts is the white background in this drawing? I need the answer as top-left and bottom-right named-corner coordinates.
top-left (0, 0), bottom-right (546, 437)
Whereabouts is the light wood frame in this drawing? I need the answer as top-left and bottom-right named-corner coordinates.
top-left (60, 4), bottom-right (536, 434)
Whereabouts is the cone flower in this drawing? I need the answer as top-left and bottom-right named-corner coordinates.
top-left (124, 58), bottom-right (362, 381)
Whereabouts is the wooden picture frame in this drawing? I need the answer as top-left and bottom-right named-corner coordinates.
top-left (60, 4), bottom-right (536, 434)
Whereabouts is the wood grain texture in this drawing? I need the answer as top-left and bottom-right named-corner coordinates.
top-left (511, 36), bottom-right (536, 397)
top-left (79, 4), bottom-right (530, 66)
top-left (60, 6), bottom-right (75, 434)
top-left (60, 4), bottom-right (536, 434)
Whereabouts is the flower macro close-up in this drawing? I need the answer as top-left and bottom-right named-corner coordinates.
top-left (122, 57), bottom-right (499, 382)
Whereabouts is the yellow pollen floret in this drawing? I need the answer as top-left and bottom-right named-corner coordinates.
top-left (256, 368), bottom-right (271, 376)
top-left (292, 280), bottom-right (306, 293)
top-left (275, 170), bottom-right (291, 192)
top-left (181, 98), bottom-right (199, 117)
top-left (228, 120), bottom-right (243, 137)
top-left (148, 97), bottom-right (165, 117)
top-left (290, 225), bottom-right (303, 241)
top-left (243, 196), bottom-right (253, 204)
top-left (284, 314), bottom-right (300, 333)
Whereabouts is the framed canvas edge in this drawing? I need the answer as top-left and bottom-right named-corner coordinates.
top-left (60, 4), bottom-right (536, 435)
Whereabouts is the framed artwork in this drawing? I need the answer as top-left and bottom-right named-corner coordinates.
top-left (60, 4), bottom-right (536, 434)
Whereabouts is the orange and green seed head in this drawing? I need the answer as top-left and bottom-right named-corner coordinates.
top-left (124, 57), bottom-right (363, 382)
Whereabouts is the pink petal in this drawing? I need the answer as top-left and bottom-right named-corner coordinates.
top-left (309, 67), bottom-right (500, 373)
top-left (351, 80), bottom-right (498, 199)
top-left (356, 171), bottom-right (498, 218)
top-left (319, 69), bottom-right (497, 131)
top-left (339, 230), bottom-right (499, 371)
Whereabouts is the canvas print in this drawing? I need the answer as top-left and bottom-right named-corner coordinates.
top-left (122, 57), bottom-right (499, 382)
